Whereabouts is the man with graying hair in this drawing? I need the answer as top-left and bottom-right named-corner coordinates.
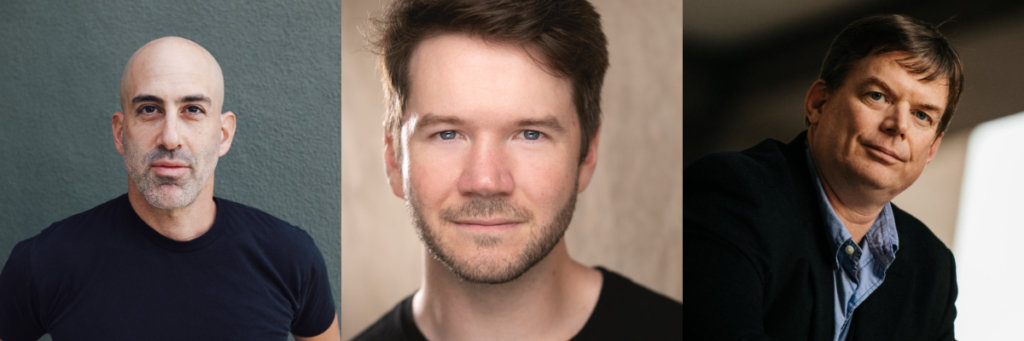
top-left (685, 14), bottom-right (962, 340)
top-left (0, 36), bottom-right (339, 340)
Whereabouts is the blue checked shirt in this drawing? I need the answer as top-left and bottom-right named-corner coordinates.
top-left (806, 149), bottom-right (900, 341)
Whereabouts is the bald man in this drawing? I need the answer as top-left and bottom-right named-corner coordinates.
top-left (0, 37), bottom-right (339, 340)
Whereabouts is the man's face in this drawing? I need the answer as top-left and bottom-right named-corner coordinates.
top-left (807, 51), bottom-right (946, 199)
top-left (385, 34), bottom-right (599, 284)
top-left (113, 38), bottom-right (235, 210)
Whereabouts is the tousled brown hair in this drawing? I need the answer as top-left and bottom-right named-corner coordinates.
top-left (371, 0), bottom-right (609, 162)
top-left (817, 14), bottom-right (964, 133)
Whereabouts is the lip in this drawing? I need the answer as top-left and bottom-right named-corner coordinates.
top-left (451, 219), bottom-right (523, 230)
top-left (150, 161), bottom-right (190, 177)
top-left (152, 160), bottom-right (189, 167)
top-left (864, 144), bottom-right (905, 163)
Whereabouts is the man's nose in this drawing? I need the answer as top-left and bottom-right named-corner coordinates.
top-left (881, 102), bottom-right (909, 137)
top-left (457, 141), bottom-right (514, 197)
top-left (157, 113), bottom-right (183, 151)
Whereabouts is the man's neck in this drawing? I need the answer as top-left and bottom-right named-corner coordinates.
top-left (413, 239), bottom-right (602, 341)
top-left (126, 183), bottom-right (217, 242)
top-left (818, 175), bottom-right (886, 244)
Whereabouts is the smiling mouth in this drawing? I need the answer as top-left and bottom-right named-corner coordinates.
top-left (864, 144), bottom-right (905, 163)
top-left (450, 219), bottom-right (524, 229)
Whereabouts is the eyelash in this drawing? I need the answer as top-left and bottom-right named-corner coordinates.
top-left (184, 105), bottom-right (205, 115)
top-left (436, 130), bottom-right (459, 140)
top-left (137, 105), bottom-right (161, 115)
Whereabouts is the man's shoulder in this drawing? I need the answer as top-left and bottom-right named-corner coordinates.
top-left (26, 194), bottom-right (130, 247)
top-left (687, 136), bottom-right (793, 177)
top-left (2, 195), bottom-right (131, 288)
top-left (685, 132), bottom-right (811, 197)
top-left (595, 267), bottom-right (681, 309)
top-left (213, 197), bottom-right (326, 268)
top-left (353, 294), bottom-right (424, 341)
top-left (573, 267), bottom-right (681, 340)
top-left (851, 205), bottom-right (957, 339)
top-left (684, 132), bottom-right (820, 241)
top-left (215, 197), bottom-right (312, 242)
top-left (891, 204), bottom-right (954, 259)
top-left (216, 197), bottom-right (294, 227)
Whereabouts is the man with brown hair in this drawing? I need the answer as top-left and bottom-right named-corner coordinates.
top-left (355, 0), bottom-right (681, 339)
top-left (685, 14), bottom-right (963, 340)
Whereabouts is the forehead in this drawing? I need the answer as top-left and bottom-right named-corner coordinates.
top-left (121, 39), bottom-right (223, 104)
top-left (405, 33), bottom-right (575, 125)
top-left (846, 52), bottom-right (949, 105)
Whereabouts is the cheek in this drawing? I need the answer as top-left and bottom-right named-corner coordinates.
top-left (191, 124), bottom-right (223, 158)
top-left (910, 139), bottom-right (937, 164)
top-left (510, 153), bottom-right (578, 206)
top-left (122, 130), bottom-right (151, 158)
top-left (407, 152), bottom-right (459, 203)
top-left (851, 110), bottom-right (879, 131)
top-left (206, 128), bottom-right (223, 154)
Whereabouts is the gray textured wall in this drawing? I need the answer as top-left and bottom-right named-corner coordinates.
top-left (0, 0), bottom-right (341, 336)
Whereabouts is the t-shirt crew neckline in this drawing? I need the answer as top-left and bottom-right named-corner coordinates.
top-left (397, 267), bottom-right (611, 340)
top-left (121, 194), bottom-right (228, 253)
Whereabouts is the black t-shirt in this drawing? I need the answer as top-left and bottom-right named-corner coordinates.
top-left (354, 267), bottom-right (682, 340)
top-left (0, 194), bottom-right (335, 340)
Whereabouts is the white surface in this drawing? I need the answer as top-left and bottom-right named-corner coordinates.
top-left (954, 111), bottom-right (1024, 339)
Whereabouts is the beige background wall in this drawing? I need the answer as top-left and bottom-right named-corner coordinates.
top-left (341, 0), bottom-right (683, 338)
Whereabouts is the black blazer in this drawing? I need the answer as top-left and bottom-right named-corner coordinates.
top-left (684, 132), bottom-right (957, 340)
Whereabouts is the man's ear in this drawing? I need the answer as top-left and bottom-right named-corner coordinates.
top-left (576, 127), bottom-right (601, 193)
top-left (384, 132), bottom-right (405, 199)
top-left (218, 111), bottom-right (236, 157)
top-left (805, 79), bottom-right (830, 126)
top-left (112, 112), bottom-right (125, 155)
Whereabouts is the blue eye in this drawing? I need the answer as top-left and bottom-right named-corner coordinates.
top-left (438, 130), bottom-right (457, 140)
top-left (868, 92), bottom-right (884, 101)
top-left (522, 130), bottom-right (542, 140)
top-left (914, 111), bottom-right (930, 121)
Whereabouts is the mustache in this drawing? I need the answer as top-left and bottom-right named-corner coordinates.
top-left (145, 146), bottom-right (195, 166)
top-left (439, 198), bottom-right (533, 222)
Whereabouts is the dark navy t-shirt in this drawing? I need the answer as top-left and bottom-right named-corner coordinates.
top-left (0, 194), bottom-right (335, 340)
top-left (354, 267), bottom-right (682, 340)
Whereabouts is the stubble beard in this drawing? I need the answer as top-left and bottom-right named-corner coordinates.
top-left (123, 138), bottom-right (209, 210)
top-left (408, 189), bottom-right (578, 285)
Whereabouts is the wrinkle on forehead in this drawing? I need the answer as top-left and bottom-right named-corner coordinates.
top-left (119, 36), bottom-right (224, 111)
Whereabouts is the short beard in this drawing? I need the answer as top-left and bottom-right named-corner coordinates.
top-left (123, 141), bottom-right (205, 210)
top-left (408, 191), bottom-right (577, 285)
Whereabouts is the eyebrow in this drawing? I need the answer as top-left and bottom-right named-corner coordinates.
top-left (181, 95), bottom-right (211, 104)
top-left (414, 113), bottom-right (465, 131)
top-left (413, 113), bottom-right (567, 133)
top-left (131, 95), bottom-right (163, 105)
top-left (130, 94), bottom-right (211, 105)
top-left (861, 77), bottom-right (943, 113)
top-left (515, 116), bottom-right (566, 133)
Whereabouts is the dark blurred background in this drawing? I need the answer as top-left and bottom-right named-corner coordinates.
top-left (685, 0), bottom-right (1024, 166)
